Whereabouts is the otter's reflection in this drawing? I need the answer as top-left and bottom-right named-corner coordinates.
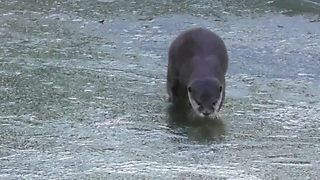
top-left (166, 101), bottom-right (226, 142)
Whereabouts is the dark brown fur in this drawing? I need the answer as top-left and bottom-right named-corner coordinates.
top-left (166, 27), bottom-right (228, 111)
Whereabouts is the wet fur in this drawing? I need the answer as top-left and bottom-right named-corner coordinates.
top-left (167, 27), bottom-right (228, 118)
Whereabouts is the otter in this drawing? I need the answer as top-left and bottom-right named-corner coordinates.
top-left (166, 27), bottom-right (228, 119)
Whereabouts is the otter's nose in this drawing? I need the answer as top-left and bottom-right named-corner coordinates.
top-left (203, 112), bottom-right (211, 116)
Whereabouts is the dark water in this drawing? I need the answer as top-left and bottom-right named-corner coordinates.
top-left (1, 0), bottom-right (320, 179)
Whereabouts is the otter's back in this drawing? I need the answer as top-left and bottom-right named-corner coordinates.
top-left (168, 28), bottom-right (228, 75)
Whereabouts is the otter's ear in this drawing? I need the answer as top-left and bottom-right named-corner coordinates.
top-left (219, 86), bottom-right (223, 92)
top-left (188, 87), bottom-right (192, 93)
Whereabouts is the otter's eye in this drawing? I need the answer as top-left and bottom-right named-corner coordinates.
top-left (213, 101), bottom-right (217, 106)
top-left (219, 86), bottom-right (223, 92)
top-left (188, 87), bottom-right (192, 93)
top-left (195, 99), bottom-right (201, 106)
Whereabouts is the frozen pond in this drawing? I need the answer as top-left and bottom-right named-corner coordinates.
top-left (1, 0), bottom-right (320, 179)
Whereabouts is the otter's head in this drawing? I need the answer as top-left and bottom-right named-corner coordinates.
top-left (187, 78), bottom-right (223, 118)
